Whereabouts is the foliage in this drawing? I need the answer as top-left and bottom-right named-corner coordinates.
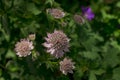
top-left (0, 0), bottom-right (120, 80)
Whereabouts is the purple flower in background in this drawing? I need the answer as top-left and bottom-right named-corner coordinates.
top-left (81, 6), bottom-right (95, 21)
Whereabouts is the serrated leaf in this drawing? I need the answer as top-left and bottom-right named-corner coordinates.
top-left (80, 51), bottom-right (99, 60)
top-left (82, 33), bottom-right (102, 51)
top-left (75, 66), bottom-right (84, 78)
top-left (102, 41), bottom-right (120, 67)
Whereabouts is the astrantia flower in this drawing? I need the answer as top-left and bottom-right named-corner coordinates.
top-left (15, 39), bottom-right (34, 57)
top-left (43, 30), bottom-right (70, 58)
top-left (46, 8), bottom-right (65, 19)
top-left (73, 14), bottom-right (85, 24)
top-left (60, 58), bottom-right (75, 75)
top-left (81, 6), bottom-right (95, 20)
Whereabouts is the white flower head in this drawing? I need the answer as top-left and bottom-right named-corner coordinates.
top-left (60, 58), bottom-right (75, 75)
top-left (15, 39), bottom-right (34, 57)
top-left (47, 8), bottom-right (65, 19)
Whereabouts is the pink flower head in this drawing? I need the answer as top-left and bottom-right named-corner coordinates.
top-left (43, 30), bottom-right (70, 58)
top-left (15, 39), bottom-right (34, 57)
top-left (73, 14), bottom-right (85, 24)
top-left (60, 58), bottom-right (75, 75)
top-left (81, 6), bottom-right (95, 21)
top-left (46, 8), bottom-right (65, 19)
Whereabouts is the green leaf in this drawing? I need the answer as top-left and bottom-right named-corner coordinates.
top-left (102, 41), bottom-right (120, 67)
top-left (118, 19), bottom-right (120, 23)
top-left (5, 50), bottom-right (16, 58)
top-left (93, 69), bottom-right (105, 75)
top-left (81, 33), bottom-right (103, 51)
top-left (80, 51), bottom-right (99, 60)
top-left (27, 3), bottom-right (41, 15)
top-left (45, 61), bottom-right (58, 71)
top-left (101, 9), bottom-right (117, 21)
top-left (114, 30), bottom-right (120, 37)
top-left (0, 23), bottom-right (1, 29)
top-left (0, 69), bottom-right (2, 76)
top-left (89, 71), bottom-right (97, 80)
top-left (113, 67), bottom-right (120, 80)
top-left (45, 0), bottom-right (54, 6)
top-left (14, 0), bottom-right (23, 6)
top-left (116, 1), bottom-right (120, 8)
top-left (0, 77), bottom-right (5, 80)
top-left (74, 66), bottom-right (84, 78)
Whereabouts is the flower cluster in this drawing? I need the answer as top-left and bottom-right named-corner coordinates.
top-left (15, 30), bottom-right (74, 75)
top-left (43, 30), bottom-right (70, 58)
top-left (14, 6), bottom-right (95, 76)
